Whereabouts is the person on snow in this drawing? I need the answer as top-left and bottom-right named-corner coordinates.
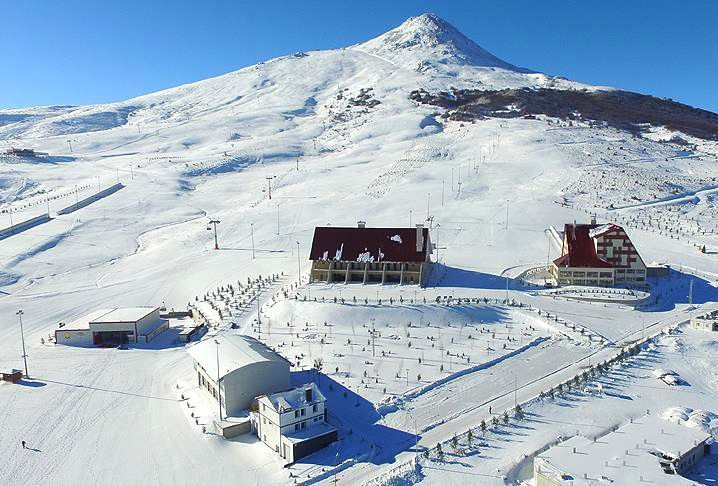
top-left (21, 440), bottom-right (26, 449)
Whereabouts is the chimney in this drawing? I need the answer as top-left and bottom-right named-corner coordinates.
top-left (416, 224), bottom-right (424, 252)
top-left (305, 387), bottom-right (312, 403)
top-left (357, 221), bottom-right (366, 229)
top-left (591, 214), bottom-right (597, 225)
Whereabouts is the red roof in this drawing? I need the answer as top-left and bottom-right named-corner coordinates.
top-left (309, 227), bottom-right (430, 263)
top-left (553, 224), bottom-right (613, 268)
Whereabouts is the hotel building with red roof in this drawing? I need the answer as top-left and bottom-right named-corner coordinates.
top-left (550, 220), bottom-right (647, 287)
top-left (308, 222), bottom-right (433, 286)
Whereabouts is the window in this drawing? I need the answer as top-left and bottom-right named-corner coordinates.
top-left (301, 408), bottom-right (306, 417)
top-left (301, 421), bottom-right (306, 429)
top-left (313, 404), bottom-right (318, 413)
top-left (295, 424), bottom-right (300, 431)
top-left (263, 417), bottom-right (266, 424)
top-left (262, 404), bottom-right (266, 412)
top-left (295, 410), bottom-right (300, 418)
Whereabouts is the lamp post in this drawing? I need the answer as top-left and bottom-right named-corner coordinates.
top-left (276, 203), bottom-right (280, 236)
top-left (257, 289), bottom-right (262, 327)
top-left (250, 223), bottom-right (255, 259)
top-left (214, 339), bottom-right (222, 420)
top-left (17, 310), bottom-right (28, 377)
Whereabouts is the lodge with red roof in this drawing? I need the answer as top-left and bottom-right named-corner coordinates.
top-left (308, 222), bottom-right (433, 286)
top-left (550, 219), bottom-right (647, 287)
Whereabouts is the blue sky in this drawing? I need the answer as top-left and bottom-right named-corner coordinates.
top-left (1, 1), bottom-right (717, 112)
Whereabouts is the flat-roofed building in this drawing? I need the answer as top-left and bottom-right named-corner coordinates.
top-left (534, 415), bottom-right (711, 485)
top-left (55, 307), bottom-right (168, 346)
top-left (255, 383), bottom-right (337, 463)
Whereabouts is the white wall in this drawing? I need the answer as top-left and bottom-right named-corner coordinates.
top-left (55, 329), bottom-right (93, 346)
top-left (222, 361), bottom-right (290, 416)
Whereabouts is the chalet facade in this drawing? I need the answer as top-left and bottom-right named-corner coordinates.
top-left (254, 383), bottom-right (337, 463)
top-left (550, 221), bottom-right (647, 287)
top-left (309, 222), bottom-right (433, 286)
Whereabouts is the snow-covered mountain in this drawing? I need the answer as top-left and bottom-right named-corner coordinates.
top-left (351, 13), bottom-right (528, 72)
top-left (1, 15), bottom-right (718, 486)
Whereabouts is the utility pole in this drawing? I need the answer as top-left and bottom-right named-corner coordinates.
top-left (8, 207), bottom-right (13, 229)
top-left (546, 232), bottom-right (552, 267)
top-left (505, 275), bottom-right (510, 303)
top-left (296, 157), bottom-right (299, 171)
top-left (689, 279), bottom-right (694, 307)
top-left (296, 241), bottom-right (301, 285)
top-left (265, 176), bottom-right (275, 199)
top-left (257, 289), bottom-right (262, 326)
top-left (74, 184), bottom-right (79, 210)
top-left (207, 219), bottom-right (220, 250)
top-left (67, 139), bottom-right (73, 153)
top-left (505, 199), bottom-right (510, 230)
top-left (371, 318), bottom-right (376, 357)
top-left (250, 223), bottom-right (256, 259)
top-left (17, 310), bottom-right (28, 378)
top-left (435, 224), bottom-right (440, 263)
top-left (215, 339), bottom-right (222, 420)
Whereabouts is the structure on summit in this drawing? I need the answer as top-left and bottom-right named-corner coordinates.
top-left (550, 219), bottom-right (646, 287)
top-left (308, 222), bottom-right (433, 286)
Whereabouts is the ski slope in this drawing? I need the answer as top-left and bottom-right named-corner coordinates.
top-left (1, 13), bottom-right (717, 486)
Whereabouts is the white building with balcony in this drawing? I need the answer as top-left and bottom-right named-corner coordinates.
top-left (254, 383), bottom-right (337, 463)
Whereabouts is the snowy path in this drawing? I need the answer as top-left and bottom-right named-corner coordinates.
top-left (326, 305), bottom-right (704, 485)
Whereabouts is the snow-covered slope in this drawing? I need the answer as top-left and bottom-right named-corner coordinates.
top-left (1, 13), bottom-right (717, 486)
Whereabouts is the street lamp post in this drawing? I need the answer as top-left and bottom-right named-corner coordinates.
top-left (250, 223), bottom-right (256, 259)
top-left (276, 203), bottom-right (280, 236)
top-left (215, 339), bottom-right (222, 421)
top-left (17, 310), bottom-right (28, 378)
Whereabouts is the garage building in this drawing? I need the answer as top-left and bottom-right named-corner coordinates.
top-left (187, 334), bottom-right (290, 417)
top-left (55, 307), bottom-right (168, 346)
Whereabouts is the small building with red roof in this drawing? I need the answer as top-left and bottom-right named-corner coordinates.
top-left (550, 219), bottom-right (646, 287)
top-left (309, 222), bottom-right (433, 286)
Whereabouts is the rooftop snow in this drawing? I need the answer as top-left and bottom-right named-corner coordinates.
top-left (186, 333), bottom-right (289, 381)
top-left (535, 415), bottom-right (711, 485)
top-left (89, 307), bottom-right (158, 323)
top-left (309, 226), bottom-right (430, 263)
top-left (264, 382), bottom-right (326, 413)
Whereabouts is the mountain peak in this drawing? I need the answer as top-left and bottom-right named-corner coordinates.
top-left (354, 13), bottom-right (523, 72)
